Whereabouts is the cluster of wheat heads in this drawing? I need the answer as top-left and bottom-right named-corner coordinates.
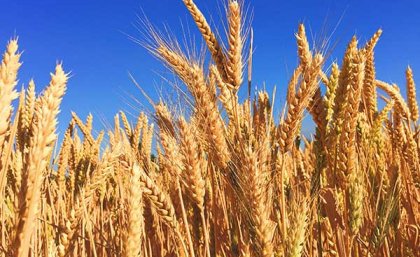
top-left (1, 1), bottom-right (419, 257)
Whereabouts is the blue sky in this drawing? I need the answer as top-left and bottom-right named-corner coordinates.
top-left (2, 0), bottom-right (420, 136)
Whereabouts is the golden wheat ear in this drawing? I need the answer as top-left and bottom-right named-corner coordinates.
top-left (226, 0), bottom-right (243, 90)
top-left (362, 29), bottom-right (382, 120)
top-left (123, 163), bottom-right (144, 257)
top-left (376, 80), bottom-right (410, 121)
top-left (182, 0), bottom-right (228, 80)
top-left (406, 66), bottom-right (419, 123)
top-left (0, 39), bottom-right (21, 149)
top-left (279, 53), bottom-right (324, 153)
top-left (13, 64), bottom-right (68, 257)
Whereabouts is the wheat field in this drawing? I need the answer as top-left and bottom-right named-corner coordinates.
top-left (0, 0), bottom-right (419, 256)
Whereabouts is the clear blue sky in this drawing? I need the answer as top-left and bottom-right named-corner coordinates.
top-left (2, 0), bottom-right (420, 136)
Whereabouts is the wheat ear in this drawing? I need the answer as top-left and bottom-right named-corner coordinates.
top-left (296, 24), bottom-right (312, 71)
top-left (182, 0), bottom-right (227, 79)
top-left (376, 80), bottom-right (410, 121)
top-left (178, 117), bottom-right (205, 209)
top-left (123, 163), bottom-right (143, 257)
top-left (227, 0), bottom-right (243, 89)
top-left (336, 51), bottom-right (365, 184)
top-left (279, 54), bottom-right (323, 153)
top-left (13, 64), bottom-right (68, 257)
top-left (405, 66), bottom-right (418, 122)
top-left (0, 39), bottom-right (21, 149)
top-left (286, 199), bottom-right (308, 257)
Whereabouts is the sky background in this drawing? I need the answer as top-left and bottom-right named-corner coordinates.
top-left (2, 0), bottom-right (420, 137)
